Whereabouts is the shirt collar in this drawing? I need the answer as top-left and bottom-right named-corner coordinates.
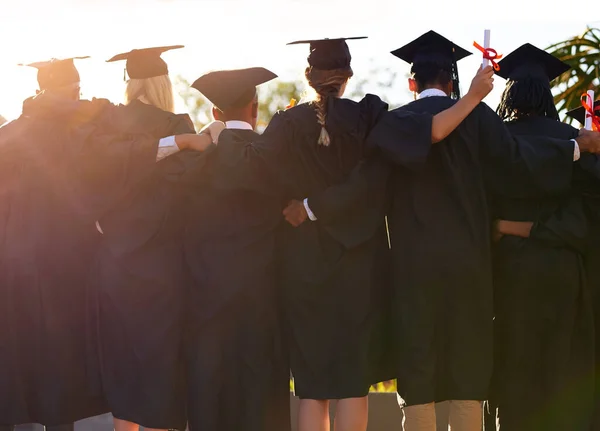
top-left (225, 120), bottom-right (253, 130)
top-left (417, 88), bottom-right (448, 99)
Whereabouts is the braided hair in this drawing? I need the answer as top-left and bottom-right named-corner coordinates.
top-left (305, 66), bottom-right (353, 146)
top-left (496, 76), bottom-right (558, 121)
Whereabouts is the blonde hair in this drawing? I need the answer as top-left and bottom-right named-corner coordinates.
top-left (305, 66), bottom-right (353, 146)
top-left (125, 74), bottom-right (175, 113)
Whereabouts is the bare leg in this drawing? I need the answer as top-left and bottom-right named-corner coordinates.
top-left (403, 402), bottom-right (436, 431)
top-left (113, 418), bottom-right (139, 431)
top-left (333, 396), bottom-right (368, 431)
top-left (448, 400), bottom-right (483, 431)
top-left (298, 399), bottom-right (330, 431)
top-left (436, 401), bottom-right (450, 430)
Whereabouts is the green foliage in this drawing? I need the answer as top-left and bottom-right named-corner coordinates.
top-left (548, 27), bottom-right (600, 121)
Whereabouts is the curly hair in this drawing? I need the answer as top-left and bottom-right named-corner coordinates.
top-left (496, 77), bottom-right (558, 121)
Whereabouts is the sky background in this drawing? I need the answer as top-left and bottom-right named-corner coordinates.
top-left (0, 0), bottom-right (596, 122)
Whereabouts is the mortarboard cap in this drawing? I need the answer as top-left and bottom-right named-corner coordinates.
top-left (391, 30), bottom-right (472, 65)
top-left (106, 45), bottom-right (183, 79)
top-left (496, 43), bottom-right (569, 81)
top-left (20, 57), bottom-right (89, 90)
top-left (191, 67), bottom-right (277, 111)
top-left (287, 37), bottom-right (366, 70)
top-left (565, 100), bottom-right (600, 125)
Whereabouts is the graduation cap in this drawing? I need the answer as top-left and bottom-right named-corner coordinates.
top-left (287, 37), bottom-right (366, 70)
top-left (106, 45), bottom-right (183, 79)
top-left (191, 67), bottom-right (277, 112)
top-left (496, 43), bottom-right (570, 81)
top-left (391, 30), bottom-right (471, 99)
top-left (20, 57), bottom-right (89, 90)
top-left (565, 100), bottom-right (600, 125)
top-left (391, 30), bottom-right (472, 66)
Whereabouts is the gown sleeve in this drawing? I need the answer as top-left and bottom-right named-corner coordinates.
top-left (366, 106), bottom-right (433, 170)
top-left (307, 94), bottom-right (391, 223)
top-left (529, 196), bottom-right (590, 254)
top-left (306, 95), bottom-right (432, 224)
top-left (477, 103), bottom-right (575, 197)
top-left (212, 112), bottom-right (289, 199)
top-left (68, 107), bottom-right (163, 220)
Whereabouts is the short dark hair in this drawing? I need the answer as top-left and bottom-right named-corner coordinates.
top-left (411, 58), bottom-right (460, 99)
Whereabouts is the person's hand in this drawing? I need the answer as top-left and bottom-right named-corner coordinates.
top-left (495, 220), bottom-right (534, 239)
top-left (200, 120), bottom-right (226, 144)
top-left (577, 129), bottom-right (600, 154)
top-left (283, 200), bottom-right (308, 227)
top-left (492, 220), bottom-right (504, 242)
top-left (465, 66), bottom-right (494, 102)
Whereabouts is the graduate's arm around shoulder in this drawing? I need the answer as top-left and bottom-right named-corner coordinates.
top-left (494, 196), bottom-right (590, 254)
top-left (370, 65), bottom-right (494, 169)
top-left (204, 110), bottom-right (291, 198)
top-left (286, 94), bottom-right (391, 227)
top-left (477, 105), bottom-right (600, 197)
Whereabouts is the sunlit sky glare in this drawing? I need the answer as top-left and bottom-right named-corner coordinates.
top-left (0, 0), bottom-right (596, 122)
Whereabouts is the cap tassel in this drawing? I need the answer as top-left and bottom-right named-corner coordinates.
top-left (123, 67), bottom-right (127, 82)
top-left (451, 48), bottom-right (461, 100)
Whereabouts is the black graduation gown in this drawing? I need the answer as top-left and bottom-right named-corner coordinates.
top-left (0, 94), bottom-right (161, 426)
top-left (378, 97), bottom-right (576, 407)
top-left (86, 101), bottom-right (201, 430)
top-left (184, 128), bottom-right (290, 431)
top-left (489, 116), bottom-right (594, 431)
top-left (212, 95), bottom-right (433, 399)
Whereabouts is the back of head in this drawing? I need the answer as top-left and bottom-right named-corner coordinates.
top-left (497, 77), bottom-right (559, 121)
top-left (391, 31), bottom-right (472, 100)
top-left (191, 67), bottom-right (278, 129)
top-left (125, 74), bottom-right (174, 113)
top-left (288, 37), bottom-right (365, 146)
top-left (410, 57), bottom-right (456, 98)
top-left (496, 43), bottom-right (569, 122)
top-left (21, 57), bottom-right (87, 101)
top-left (304, 66), bottom-right (353, 146)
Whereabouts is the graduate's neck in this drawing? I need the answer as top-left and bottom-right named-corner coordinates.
top-left (419, 84), bottom-right (449, 96)
top-left (213, 103), bottom-right (257, 130)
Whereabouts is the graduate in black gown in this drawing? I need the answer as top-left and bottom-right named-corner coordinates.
top-left (183, 67), bottom-right (291, 431)
top-left (484, 44), bottom-right (597, 431)
top-left (376, 31), bottom-right (600, 431)
top-left (88, 46), bottom-right (214, 431)
top-left (201, 36), bottom-right (501, 431)
top-left (0, 57), bottom-right (198, 431)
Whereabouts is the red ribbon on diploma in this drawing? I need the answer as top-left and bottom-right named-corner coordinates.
top-left (580, 93), bottom-right (600, 131)
top-left (473, 42), bottom-right (502, 71)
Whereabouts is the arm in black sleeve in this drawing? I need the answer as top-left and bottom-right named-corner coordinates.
top-left (529, 196), bottom-right (589, 254)
top-left (477, 104), bottom-right (575, 197)
top-left (368, 108), bottom-right (433, 170)
top-left (212, 112), bottom-right (288, 199)
top-left (307, 154), bottom-right (391, 224)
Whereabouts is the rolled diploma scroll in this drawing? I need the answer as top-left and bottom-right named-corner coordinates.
top-left (585, 90), bottom-right (595, 130)
top-left (482, 29), bottom-right (491, 69)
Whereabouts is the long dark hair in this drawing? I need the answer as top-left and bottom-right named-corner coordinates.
top-left (496, 77), bottom-right (558, 121)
